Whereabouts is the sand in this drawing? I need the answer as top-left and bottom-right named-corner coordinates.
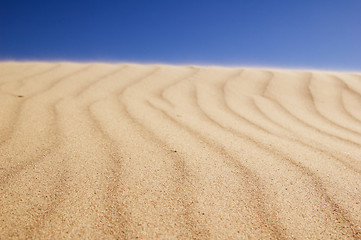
top-left (0, 62), bottom-right (360, 239)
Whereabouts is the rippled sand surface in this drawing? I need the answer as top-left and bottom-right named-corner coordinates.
top-left (0, 62), bottom-right (361, 239)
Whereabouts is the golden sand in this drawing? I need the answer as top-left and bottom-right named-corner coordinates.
top-left (0, 62), bottom-right (360, 239)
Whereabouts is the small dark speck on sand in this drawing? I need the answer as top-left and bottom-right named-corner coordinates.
top-left (17, 95), bottom-right (24, 98)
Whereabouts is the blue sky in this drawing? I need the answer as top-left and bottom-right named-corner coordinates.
top-left (1, 0), bottom-right (360, 70)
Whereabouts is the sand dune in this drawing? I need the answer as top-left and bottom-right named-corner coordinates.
top-left (0, 62), bottom-right (361, 239)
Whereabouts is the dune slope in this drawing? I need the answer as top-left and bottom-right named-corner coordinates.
top-left (0, 62), bottom-right (361, 239)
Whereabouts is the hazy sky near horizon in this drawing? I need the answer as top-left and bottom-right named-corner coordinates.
top-left (1, 0), bottom-right (360, 70)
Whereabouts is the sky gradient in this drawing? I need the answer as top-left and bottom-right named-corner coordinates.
top-left (1, 0), bottom-right (360, 71)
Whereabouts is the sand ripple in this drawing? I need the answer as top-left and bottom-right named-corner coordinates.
top-left (0, 62), bottom-right (361, 239)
